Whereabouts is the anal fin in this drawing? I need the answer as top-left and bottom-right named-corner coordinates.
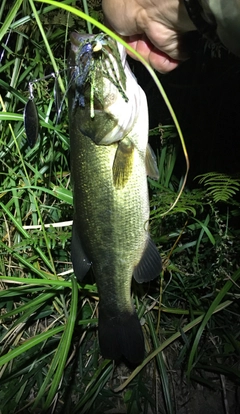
top-left (133, 237), bottom-right (162, 283)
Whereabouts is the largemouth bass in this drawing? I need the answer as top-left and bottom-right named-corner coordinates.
top-left (68, 32), bottom-right (162, 364)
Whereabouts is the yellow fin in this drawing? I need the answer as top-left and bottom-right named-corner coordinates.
top-left (146, 144), bottom-right (159, 180)
top-left (113, 137), bottom-right (134, 189)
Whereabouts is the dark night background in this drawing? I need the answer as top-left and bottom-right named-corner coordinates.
top-left (131, 39), bottom-right (240, 184)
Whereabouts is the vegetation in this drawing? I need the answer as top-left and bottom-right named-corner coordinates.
top-left (0, 1), bottom-right (239, 413)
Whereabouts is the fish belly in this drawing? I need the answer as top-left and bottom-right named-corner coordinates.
top-left (71, 127), bottom-right (149, 363)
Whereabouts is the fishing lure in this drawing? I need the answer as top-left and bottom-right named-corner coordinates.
top-left (69, 33), bottom-right (129, 118)
top-left (72, 41), bottom-right (94, 108)
top-left (24, 82), bottom-right (39, 148)
top-left (24, 72), bottom-right (61, 148)
top-left (24, 33), bottom-right (129, 146)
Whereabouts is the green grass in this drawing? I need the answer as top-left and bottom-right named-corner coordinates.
top-left (0, 1), bottom-right (240, 413)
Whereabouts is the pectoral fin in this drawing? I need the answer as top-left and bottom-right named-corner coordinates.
top-left (133, 237), bottom-right (162, 283)
top-left (113, 137), bottom-right (134, 189)
top-left (71, 223), bottom-right (91, 281)
top-left (146, 144), bottom-right (159, 180)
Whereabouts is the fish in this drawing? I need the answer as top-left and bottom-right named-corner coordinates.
top-left (68, 32), bottom-right (162, 365)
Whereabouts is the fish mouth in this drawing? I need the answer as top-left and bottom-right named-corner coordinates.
top-left (68, 32), bottom-right (143, 145)
top-left (68, 32), bottom-right (128, 101)
top-left (69, 32), bottom-right (127, 66)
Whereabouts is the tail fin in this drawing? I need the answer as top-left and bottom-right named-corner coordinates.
top-left (98, 309), bottom-right (145, 365)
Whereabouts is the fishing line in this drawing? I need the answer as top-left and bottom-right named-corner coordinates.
top-left (36, 0), bottom-right (190, 218)
top-left (24, 33), bottom-right (129, 147)
top-left (0, 29), bottom-right (11, 64)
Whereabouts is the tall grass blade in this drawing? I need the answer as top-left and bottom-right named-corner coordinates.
top-left (187, 268), bottom-right (240, 377)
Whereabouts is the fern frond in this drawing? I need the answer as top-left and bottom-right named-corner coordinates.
top-left (149, 181), bottom-right (205, 217)
top-left (196, 172), bottom-right (240, 203)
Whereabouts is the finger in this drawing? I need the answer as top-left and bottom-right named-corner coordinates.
top-left (127, 35), bottom-right (181, 73)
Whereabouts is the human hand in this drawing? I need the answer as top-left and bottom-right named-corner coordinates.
top-left (102, 0), bottom-right (196, 73)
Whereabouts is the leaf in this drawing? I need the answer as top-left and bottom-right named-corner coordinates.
top-left (197, 172), bottom-right (240, 202)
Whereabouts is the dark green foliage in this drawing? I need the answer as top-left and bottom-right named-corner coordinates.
top-left (0, 1), bottom-right (239, 413)
top-left (197, 172), bottom-right (240, 202)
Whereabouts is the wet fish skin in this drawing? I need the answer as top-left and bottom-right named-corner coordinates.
top-left (68, 33), bottom-right (162, 364)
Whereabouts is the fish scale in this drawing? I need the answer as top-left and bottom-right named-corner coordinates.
top-left (68, 32), bottom-right (162, 364)
top-left (72, 134), bottom-right (148, 297)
